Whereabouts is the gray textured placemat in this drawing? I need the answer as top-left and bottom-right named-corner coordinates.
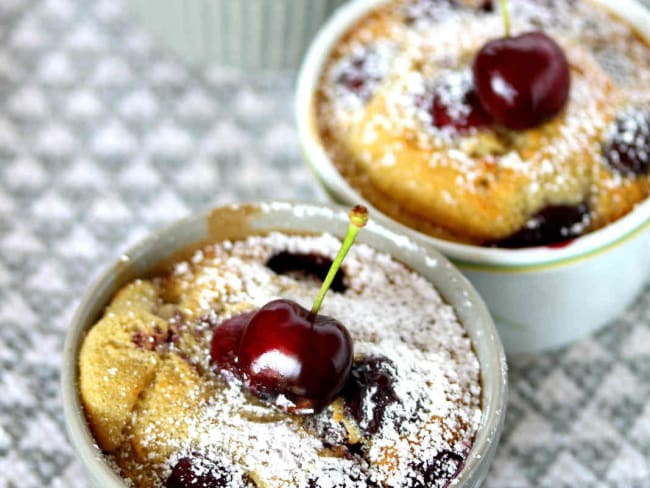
top-left (0, 0), bottom-right (648, 486)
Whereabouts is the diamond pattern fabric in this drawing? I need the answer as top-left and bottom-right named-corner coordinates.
top-left (0, 0), bottom-right (648, 486)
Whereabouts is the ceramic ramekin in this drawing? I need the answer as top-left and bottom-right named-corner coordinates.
top-left (62, 201), bottom-right (507, 487)
top-left (128, 0), bottom-right (349, 70)
top-left (296, 0), bottom-right (650, 354)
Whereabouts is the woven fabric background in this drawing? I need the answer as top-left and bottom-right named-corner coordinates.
top-left (0, 0), bottom-right (648, 486)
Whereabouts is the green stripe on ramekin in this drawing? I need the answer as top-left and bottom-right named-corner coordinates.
top-left (490, 314), bottom-right (526, 330)
top-left (452, 216), bottom-right (650, 274)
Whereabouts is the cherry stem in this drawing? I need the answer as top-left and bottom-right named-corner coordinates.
top-left (499, 0), bottom-right (511, 37)
top-left (311, 205), bottom-right (368, 315)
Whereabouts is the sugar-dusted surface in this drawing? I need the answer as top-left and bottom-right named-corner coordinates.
top-left (91, 233), bottom-right (482, 487)
top-left (316, 0), bottom-right (650, 244)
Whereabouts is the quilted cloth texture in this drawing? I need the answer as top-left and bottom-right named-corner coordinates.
top-left (0, 0), bottom-right (648, 486)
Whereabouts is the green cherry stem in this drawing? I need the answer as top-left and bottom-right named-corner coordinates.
top-left (311, 205), bottom-right (368, 315)
top-left (499, 0), bottom-right (511, 37)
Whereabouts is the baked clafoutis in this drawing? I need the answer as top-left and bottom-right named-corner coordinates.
top-left (315, 0), bottom-right (650, 247)
top-left (78, 223), bottom-right (482, 487)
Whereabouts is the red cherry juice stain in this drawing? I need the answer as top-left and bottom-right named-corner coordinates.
top-left (546, 239), bottom-right (575, 249)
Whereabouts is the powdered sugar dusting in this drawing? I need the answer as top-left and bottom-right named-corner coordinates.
top-left (105, 233), bottom-right (481, 487)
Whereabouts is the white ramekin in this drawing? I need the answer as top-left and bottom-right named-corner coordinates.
top-left (62, 202), bottom-right (507, 487)
top-left (296, 0), bottom-right (650, 354)
top-left (128, 0), bottom-right (349, 70)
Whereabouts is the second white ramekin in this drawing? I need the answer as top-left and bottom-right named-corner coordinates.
top-left (296, 0), bottom-right (650, 353)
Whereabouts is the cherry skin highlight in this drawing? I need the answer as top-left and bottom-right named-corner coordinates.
top-left (237, 299), bottom-right (353, 414)
top-left (472, 31), bottom-right (571, 130)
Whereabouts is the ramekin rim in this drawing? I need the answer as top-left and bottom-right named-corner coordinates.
top-left (295, 0), bottom-right (650, 270)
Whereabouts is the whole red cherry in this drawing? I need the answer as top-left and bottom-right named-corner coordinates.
top-left (472, 31), bottom-right (571, 130)
top-left (209, 206), bottom-right (368, 415)
top-left (237, 299), bottom-right (353, 414)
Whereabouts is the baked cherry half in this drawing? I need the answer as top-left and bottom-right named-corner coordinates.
top-left (335, 47), bottom-right (387, 102)
top-left (492, 203), bottom-right (590, 248)
top-left (472, 31), bottom-right (570, 130)
top-left (603, 108), bottom-right (650, 176)
top-left (166, 457), bottom-right (233, 488)
top-left (427, 73), bottom-right (493, 133)
top-left (343, 356), bottom-right (400, 435)
top-left (210, 206), bottom-right (369, 414)
top-left (210, 311), bottom-right (255, 378)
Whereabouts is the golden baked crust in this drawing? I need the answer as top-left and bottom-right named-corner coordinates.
top-left (79, 280), bottom-right (212, 460)
top-left (77, 233), bottom-right (482, 487)
top-left (316, 0), bottom-right (650, 245)
top-left (79, 281), bottom-right (165, 452)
